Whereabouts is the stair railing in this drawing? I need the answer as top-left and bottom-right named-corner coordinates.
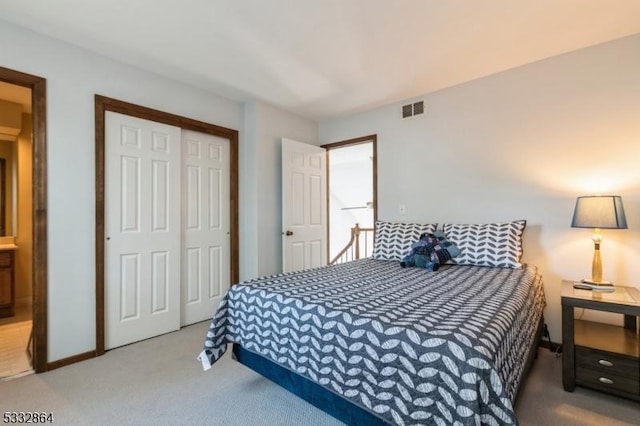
top-left (329, 224), bottom-right (375, 265)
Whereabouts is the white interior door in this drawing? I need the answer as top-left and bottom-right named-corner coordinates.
top-left (282, 138), bottom-right (327, 273)
top-left (105, 111), bottom-right (181, 350)
top-left (181, 130), bottom-right (230, 326)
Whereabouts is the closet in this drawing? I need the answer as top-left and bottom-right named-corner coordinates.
top-left (104, 111), bottom-right (230, 349)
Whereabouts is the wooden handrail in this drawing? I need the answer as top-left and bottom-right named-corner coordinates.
top-left (330, 224), bottom-right (375, 265)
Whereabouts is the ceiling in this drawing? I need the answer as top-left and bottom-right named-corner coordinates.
top-left (1, 1), bottom-right (640, 121)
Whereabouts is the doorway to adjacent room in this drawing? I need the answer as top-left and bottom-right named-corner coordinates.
top-left (0, 66), bottom-right (47, 377)
top-left (322, 135), bottom-right (377, 264)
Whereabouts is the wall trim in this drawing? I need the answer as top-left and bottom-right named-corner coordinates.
top-left (47, 350), bottom-right (96, 371)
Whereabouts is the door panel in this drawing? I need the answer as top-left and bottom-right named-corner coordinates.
top-left (151, 251), bottom-right (169, 313)
top-left (119, 253), bottom-right (139, 320)
top-left (181, 130), bottom-right (230, 326)
top-left (151, 160), bottom-right (169, 231)
top-left (291, 172), bottom-right (305, 225)
top-left (105, 112), bottom-right (182, 350)
top-left (282, 138), bottom-right (327, 273)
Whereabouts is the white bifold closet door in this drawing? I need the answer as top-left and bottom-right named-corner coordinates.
top-left (105, 113), bottom-right (230, 350)
top-left (105, 112), bottom-right (182, 350)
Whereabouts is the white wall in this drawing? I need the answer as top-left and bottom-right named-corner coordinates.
top-left (241, 101), bottom-right (317, 278)
top-left (0, 20), bottom-right (244, 362)
top-left (319, 34), bottom-right (640, 343)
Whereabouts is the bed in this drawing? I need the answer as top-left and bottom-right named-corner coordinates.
top-left (199, 220), bottom-right (546, 425)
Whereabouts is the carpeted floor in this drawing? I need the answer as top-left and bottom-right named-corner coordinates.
top-left (0, 321), bottom-right (637, 425)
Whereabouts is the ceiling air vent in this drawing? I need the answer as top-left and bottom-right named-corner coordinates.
top-left (401, 100), bottom-right (425, 119)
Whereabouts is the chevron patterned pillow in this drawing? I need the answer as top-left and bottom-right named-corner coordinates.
top-left (442, 220), bottom-right (526, 268)
top-left (371, 220), bottom-right (437, 261)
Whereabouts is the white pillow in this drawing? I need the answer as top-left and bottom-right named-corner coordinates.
top-left (442, 220), bottom-right (526, 268)
top-left (371, 221), bottom-right (437, 261)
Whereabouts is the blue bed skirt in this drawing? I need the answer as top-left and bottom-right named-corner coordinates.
top-left (232, 344), bottom-right (389, 425)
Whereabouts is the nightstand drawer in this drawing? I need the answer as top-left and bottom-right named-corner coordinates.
top-left (576, 346), bottom-right (639, 379)
top-left (576, 365), bottom-right (640, 396)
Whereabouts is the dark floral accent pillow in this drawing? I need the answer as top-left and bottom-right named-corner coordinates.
top-left (400, 231), bottom-right (461, 271)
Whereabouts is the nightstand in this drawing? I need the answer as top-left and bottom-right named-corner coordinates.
top-left (561, 280), bottom-right (640, 401)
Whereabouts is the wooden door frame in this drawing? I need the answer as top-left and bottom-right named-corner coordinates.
top-left (95, 95), bottom-right (239, 356)
top-left (321, 135), bottom-right (378, 262)
top-left (0, 66), bottom-right (48, 373)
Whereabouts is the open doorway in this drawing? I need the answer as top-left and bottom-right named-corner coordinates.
top-left (322, 135), bottom-right (377, 264)
top-left (0, 80), bottom-right (34, 379)
top-left (0, 67), bottom-right (47, 376)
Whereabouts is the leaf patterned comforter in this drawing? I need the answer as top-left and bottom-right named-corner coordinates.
top-left (200, 259), bottom-right (546, 425)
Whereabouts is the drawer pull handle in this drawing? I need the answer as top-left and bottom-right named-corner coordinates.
top-left (598, 359), bottom-right (614, 367)
top-left (598, 377), bottom-right (614, 385)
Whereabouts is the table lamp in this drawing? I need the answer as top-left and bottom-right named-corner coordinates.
top-left (571, 195), bottom-right (627, 285)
